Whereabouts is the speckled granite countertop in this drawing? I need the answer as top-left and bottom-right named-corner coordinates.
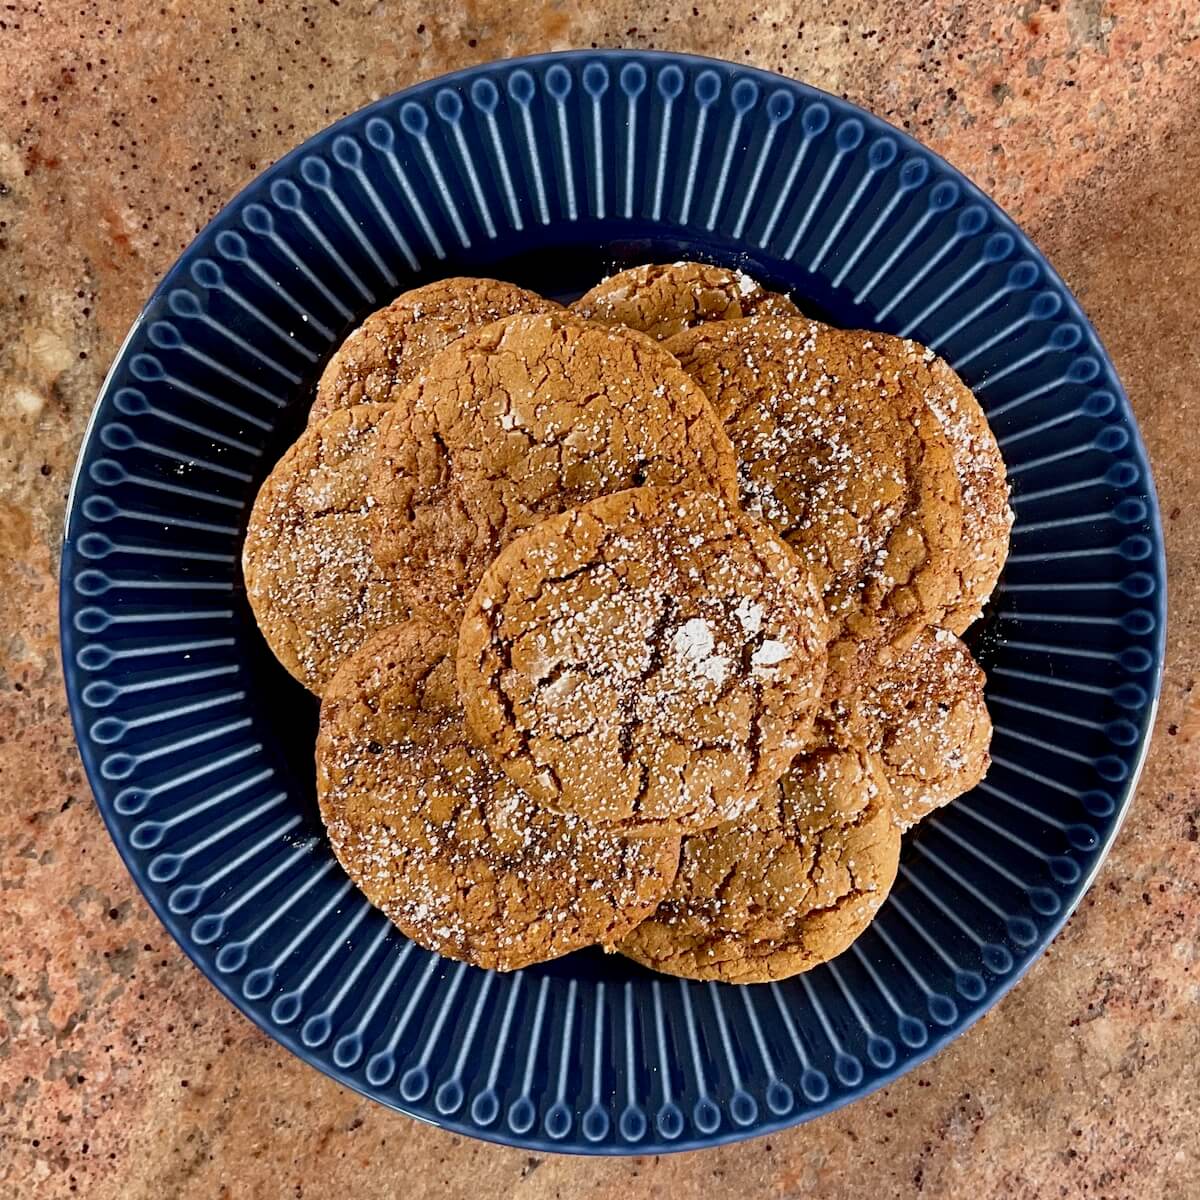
top-left (1, 3), bottom-right (1197, 1197)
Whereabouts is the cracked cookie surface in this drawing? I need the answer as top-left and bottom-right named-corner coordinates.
top-left (370, 311), bottom-right (739, 625)
top-left (309, 277), bottom-right (559, 425)
top-left (317, 620), bottom-right (681, 971)
top-left (457, 486), bottom-right (829, 836)
top-left (819, 626), bottom-right (992, 828)
top-left (242, 404), bottom-right (410, 693)
top-left (667, 317), bottom-right (964, 694)
top-left (617, 747), bottom-right (900, 982)
top-left (569, 260), bottom-right (800, 341)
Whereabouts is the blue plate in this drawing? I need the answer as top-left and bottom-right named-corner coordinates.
top-left (61, 50), bottom-right (1165, 1154)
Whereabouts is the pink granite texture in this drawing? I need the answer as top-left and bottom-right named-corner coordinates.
top-left (0, 3), bottom-right (1197, 1197)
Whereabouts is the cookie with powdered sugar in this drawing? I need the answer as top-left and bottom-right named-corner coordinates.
top-left (310, 276), bottom-right (559, 425)
top-left (668, 316), bottom-right (966, 694)
top-left (618, 748), bottom-right (900, 982)
top-left (370, 311), bottom-right (739, 626)
top-left (819, 626), bottom-right (992, 828)
top-left (571, 260), bottom-right (799, 341)
top-left (242, 403), bottom-right (410, 693)
top-left (457, 486), bottom-right (829, 837)
top-left (317, 620), bottom-right (680, 971)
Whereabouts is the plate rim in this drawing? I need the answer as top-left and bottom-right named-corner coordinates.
top-left (59, 47), bottom-right (1168, 1155)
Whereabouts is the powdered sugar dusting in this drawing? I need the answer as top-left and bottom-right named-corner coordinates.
top-left (752, 639), bottom-right (792, 669)
top-left (670, 617), bottom-right (731, 685)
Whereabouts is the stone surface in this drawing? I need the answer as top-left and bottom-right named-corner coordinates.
top-left (1, 3), bottom-right (1197, 1197)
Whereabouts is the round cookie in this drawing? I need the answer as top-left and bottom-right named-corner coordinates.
top-left (667, 317), bottom-right (964, 693)
top-left (923, 354), bottom-right (1012, 632)
top-left (317, 621), bottom-right (681, 972)
top-left (242, 404), bottom-right (411, 693)
top-left (370, 311), bottom-right (740, 623)
top-left (570, 261), bottom-right (800, 341)
top-left (310, 277), bottom-right (559, 425)
top-left (820, 626), bottom-right (992, 828)
top-left (617, 748), bottom-right (901, 982)
top-left (458, 486), bottom-right (829, 837)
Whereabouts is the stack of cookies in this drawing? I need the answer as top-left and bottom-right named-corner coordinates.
top-left (242, 264), bottom-right (1010, 983)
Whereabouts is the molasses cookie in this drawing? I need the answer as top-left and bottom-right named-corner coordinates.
top-left (242, 404), bottom-right (409, 693)
top-left (571, 260), bottom-right (800, 341)
top-left (317, 620), bottom-right (681, 971)
top-left (617, 748), bottom-right (900, 982)
top-left (820, 626), bottom-right (992, 828)
top-left (922, 354), bottom-right (1012, 632)
top-left (310, 277), bottom-right (559, 425)
top-left (667, 317), bottom-right (964, 693)
top-left (371, 311), bottom-right (739, 623)
top-left (457, 486), bottom-right (829, 837)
